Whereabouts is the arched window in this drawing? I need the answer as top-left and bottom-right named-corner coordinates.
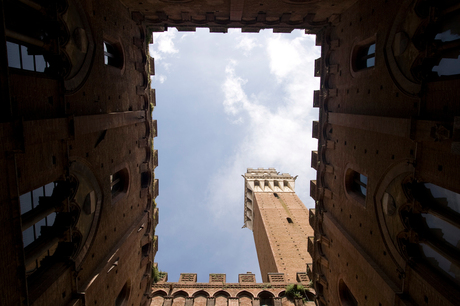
top-left (237, 291), bottom-right (253, 306)
top-left (398, 181), bottom-right (460, 288)
top-left (258, 291), bottom-right (274, 306)
top-left (353, 42), bottom-right (376, 71)
top-left (111, 168), bottom-right (129, 198)
top-left (20, 182), bottom-right (58, 274)
top-left (338, 279), bottom-right (358, 306)
top-left (115, 280), bottom-right (131, 306)
top-left (345, 169), bottom-right (367, 205)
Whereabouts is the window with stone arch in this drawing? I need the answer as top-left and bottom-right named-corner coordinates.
top-left (214, 291), bottom-right (230, 306)
top-left (20, 182), bottom-right (58, 274)
top-left (398, 180), bottom-right (460, 288)
top-left (377, 168), bottom-right (460, 299)
top-left (345, 168), bottom-right (368, 206)
top-left (338, 279), bottom-right (358, 306)
top-left (258, 291), bottom-right (274, 306)
top-left (351, 37), bottom-right (376, 72)
top-left (237, 291), bottom-right (253, 306)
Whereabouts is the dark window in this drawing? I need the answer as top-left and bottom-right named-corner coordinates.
top-left (339, 279), bottom-right (358, 306)
top-left (115, 281), bottom-right (131, 306)
top-left (346, 169), bottom-right (367, 199)
top-left (104, 41), bottom-right (122, 68)
top-left (287, 217), bottom-right (293, 224)
top-left (354, 43), bottom-right (375, 71)
top-left (400, 181), bottom-right (460, 286)
top-left (7, 41), bottom-right (48, 72)
top-left (20, 182), bottom-right (57, 274)
top-left (141, 171), bottom-right (151, 189)
top-left (141, 243), bottom-right (151, 257)
top-left (20, 183), bottom-right (56, 248)
top-left (111, 169), bottom-right (129, 198)
top-left (258, 292), bottom-right (274, 306)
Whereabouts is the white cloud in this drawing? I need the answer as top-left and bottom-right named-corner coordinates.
top-left (156, 74), bottom-right (167, 84)
top-left (236, 36), bottom-right (259, 55)
top-left (154, 29), bottom-right (179, 55)
top-left (208, 32), bottom-right (320, 227)
top-left (149, 28), bottom-right (179, 83)
top-left (221, 60), bottom-right (248, 119)
top-left (266, 34), bottom-right (312, 83)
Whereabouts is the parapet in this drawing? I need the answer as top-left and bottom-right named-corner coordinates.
top-left (179, 273), bottom-right (197, 283)
top-left (155, 272), bottom-right (312, 285)
top-left (238, 272), bottom-right (256, 283)
top-left (151, 272), bottom-right (316, 304)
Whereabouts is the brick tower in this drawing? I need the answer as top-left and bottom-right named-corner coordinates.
top-left (243, 168), bottom-right (313, 283)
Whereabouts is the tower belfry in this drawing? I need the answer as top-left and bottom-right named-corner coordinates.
top-left (243, 168), bottom-right (313, 283)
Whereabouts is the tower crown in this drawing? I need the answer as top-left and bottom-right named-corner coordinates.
top-left (243, 168), bottom-right (296, 230)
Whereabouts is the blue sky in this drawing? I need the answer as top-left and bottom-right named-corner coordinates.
top-left (149, 28), bottom-right (320, 283)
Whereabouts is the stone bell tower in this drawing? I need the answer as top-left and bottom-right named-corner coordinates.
top-left (243, 168), bottom-right (313, 283)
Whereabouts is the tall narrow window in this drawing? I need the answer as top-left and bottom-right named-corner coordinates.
top-left (338, 279), bottom-right (358, 306)
top-left (140, 171), bottom-right (151, 189)
top-left (345, 169), bottom-right (368, 205)
top-left (20, 182), bottom-right (58, 274)
top-left (353, 42), bottom-right (376, 71)
top-left (103, 41), bottom-right (122, 68)
top-left (111, 168), bottom-right (129, 198)
top-left (398, 181), bottom-right (460, 289)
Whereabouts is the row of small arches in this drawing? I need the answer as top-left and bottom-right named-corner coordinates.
top-left (153, 290), bottom-right (284, 299)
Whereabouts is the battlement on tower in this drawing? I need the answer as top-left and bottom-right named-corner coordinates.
top-left (243, 168), bottom-right (297, 230)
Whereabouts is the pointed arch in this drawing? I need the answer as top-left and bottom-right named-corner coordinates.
top-left (152, 290), bottom-right (168, 297)
top-left (236, 291), bottom-right (253, 299)
top-left (257, 291), bottom-right (274, 299)
top-left (214, 291), bottom-right (230, 298)
top-left (173, 291), bottom-right (189, 298)
top-left (193, 290), bottom-right (210, 298)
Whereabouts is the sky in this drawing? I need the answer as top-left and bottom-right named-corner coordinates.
top-left (149, 28), bottom-right (320, 283)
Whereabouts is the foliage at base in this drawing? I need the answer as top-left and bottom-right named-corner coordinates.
top-left (285, 283), bottom-right (308, 301)
top-left (152, 265), bottom-right (167, 283)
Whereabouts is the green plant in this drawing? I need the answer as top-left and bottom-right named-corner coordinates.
top-left (285, 284), bottom-right (308, 301)
top-left (152, 265), bottom-right (166, 283)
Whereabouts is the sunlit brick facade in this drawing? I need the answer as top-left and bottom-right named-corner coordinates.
top-left (151, 272), bottom-right (315, 306)
top-left (243, 169), bottom-right (314, 283)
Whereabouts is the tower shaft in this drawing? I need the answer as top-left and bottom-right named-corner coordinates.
top-left (244, 168), bottom-right (313, 283)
